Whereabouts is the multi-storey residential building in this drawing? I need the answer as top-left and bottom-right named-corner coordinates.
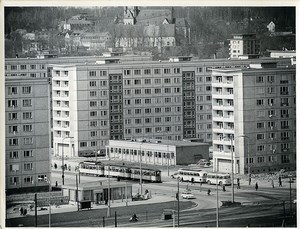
top-left (211, 63), bottom-right (296, 174)
top-left (5, 77), bottom-right (51, 194)
top-left (50, 56), bottom-right (292, 158)
top-left (229, 34), bottom-right (261, 59)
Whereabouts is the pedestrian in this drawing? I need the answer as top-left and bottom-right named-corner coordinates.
top-left (249, 177), bottom-right (252, 185)
top-left (255, 182), bottom-right (258, 191)
top-left (23, 208), bottom-right (27, 216)
top-left (207, 189), bottom-right (211, 196)
top-left (54, 163), bottom-right (57, 169)
top-left (20, 207), bottom-right (24, 216)
top-left (271, 179), bottom-right (274, 188)
top-left (237, 178), bottom-right (240, 189)
top-left (279, 176), bottom-right (282, 187)
top-left (222, 185), bottom-right (226, 192)
top-left (55, 181), bottom-right (58, 187)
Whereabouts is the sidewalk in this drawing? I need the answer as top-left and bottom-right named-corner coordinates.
top-left (7, 194), bottom-right (175, 219)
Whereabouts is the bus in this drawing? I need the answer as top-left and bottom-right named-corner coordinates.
top-left (206, 172), bottom-right (231, 186)
top-left (176, 168), bottom-right (208, 183)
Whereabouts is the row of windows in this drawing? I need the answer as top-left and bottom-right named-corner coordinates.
top-left (246, 154), bottom-right (291, 164)
top-left (7, 86), bottom-right (32, 95)
top-left (256, 97), bottom-right (293, 106)
top-left (8, 137), bottom-right (33, 146)
top-left (9, 150), bottom-right (33, 159)
top-left (7, 99), bottom-right (32, 108)
top-left (8, 125), bottom-right (33, 133)
top-left (256, 143), bottom-right (291, 152)
top-left (256, 75), bottom-right (295, 84)
top-left (8, 112), bottom-right (32, 120)
top-left (123, 68), bottom-right (182, 76)
top-left (9, 162), bottom-right (33, 171)
top-left (8, 174), bottom-right (48, 185)
top-left (7, 64), bottom-right (45, 71)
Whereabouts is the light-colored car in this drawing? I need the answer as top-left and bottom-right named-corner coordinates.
top-left (181, 190), bottom-right (195, 199)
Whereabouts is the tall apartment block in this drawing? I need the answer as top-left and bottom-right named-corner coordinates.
top-left (229, 34), bottom-right (261, 59)
top-left (50, 56), bottom-right (292, 158)
top-left (5, 76), bottom-right (51, 193)
top-left (211, 63), bottom-right (296, 174)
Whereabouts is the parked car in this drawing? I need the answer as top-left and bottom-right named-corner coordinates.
top-left (170, 172), bottom-right (178, 179)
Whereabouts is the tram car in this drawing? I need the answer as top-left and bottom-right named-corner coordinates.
top-left (78, 161), bottom-right (104, 176)
top-left (103, 164), bottom-right (162, 183)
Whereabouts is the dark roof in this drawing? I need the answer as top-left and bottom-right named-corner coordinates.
top-left (143, 24), bottom-right (175, 37)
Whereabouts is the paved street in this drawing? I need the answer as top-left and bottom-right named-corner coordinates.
top-left (6, 162), bottom-right (296, 227)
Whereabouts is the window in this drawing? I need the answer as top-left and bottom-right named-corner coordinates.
top-left (154, 69), bottom-right (161, 74)
top-left (257, 134), bottom-right (265, 140)
top-left (256, 145), bottom-right (265, 152)
top-left (267, 75), bottom-right (274, 83)
top-left (145, 108), bottom-right (151, 114)
top-left (22, 86), bottom-right (31, 94)
top-left (164, 78), bottom-right (171, 84)
top-left (135, 109), bottom-right (141, 114)
top-left (155, 108), bottom-right (161, 113)
top-left (174, 68), bottom-right (181, 74)
top-left (256, 76), bottom-right (264, 83)
top-left (256, 99), bottom-right (264, 106)
top-left (206, 77), bottom-right (211, 82)
top-left (145, 118), bottom-right (151, 123)
top-left (280, 98), bottom-right (289, 106)
top-left (165, 97), bottom-right (171, 103)
top-left (100, 81), bottom-right (107, 87)
top-left (155, 88), bottom-right (161, 94)
top-left (135, 119), bottom-right (142, 124)
top-left (135, 128), bottom-right (142, 134)
top-left (90, 121), bottom-right (98, 127)
top-left (165, 117), bottom-right (171, 122)
top-left (90, 111), bottom-right (97, 117)
top-left (145, 98), bottom-right (151, 104)
top-left (134, 79), bottom-right (141, 85)
top-left (281, 154), bottom-right (290, 163)
top-left (145, 89), bottom-right (151, 94)
top-left (164, 88), bottom-right (171, 93)
top-left (8, 87), bottom-right (18, 95)
top-left (100, 70), bottom-right (107, 76)
top-left (9, 138), bottom-right (19, 146)
top-left (24, 176), bottom-right (33, 183)
top-left (11, 65), bottom-right (17, 70)
top-left (30, 65), bottom-right (36, 70)
top-left (9, 112), bottom-right (18, 120)
top-left (9, 151), bottom-right (19, 159)
top-left (155, 117), bottom-right (161, 123)
top-left (281, 120), bottom-right (289, 129)
top-left (23, 125), bottom-right (32, 132)
top-left (257, 156), bottom-right (265, 162)
top-left (197, 67), bottom-right (203, 73)
top-left (9, 125), bottom-right (18, 133)
top-left (135, 89), bottom-right (141, 94)
top-left (155, 79), bottom-right (161, 84)
top-left (24, 163), bottom-right (33, 170)
top-left (90, 81), bottom-right (97, 87)
top-left (90, 101), bottom-right (97, 107)
top-left (135, 99), bottom-right (142, 104)
top-left (206, 86), bottom-right (211, 91)
top-left (89, 71), bottom-right (97, 77)
top-left (8, 100), bottom-right (18, 108)
top-left (24, 150), bottom-right (33, 157)
top-left (90, 91), bottom-right (97, 97)
top-left (144, 78), bottom-right (151, 84)
top-left (134, 69), bottom-right (141, 75)
top-left (24, 137), bottom-right (33, 145)
top-left (20, 65), bottom-right (27, 70)
top-left (164, 68), bottom-right (170, 74)
top-left (124, 69), bottom-right (131, 75)
top-left (80, 142), bottom-right (87, 147)
top-left (144, 69), bottom-right (151, 75)
top-left (165, 107), bottom-right (172, 113)
top-left (257, 122), bottom-right (265, 129)
top-left (91, 141), bottom-right (97, 147)
top-left (280, 86), bottom-right (289, 95)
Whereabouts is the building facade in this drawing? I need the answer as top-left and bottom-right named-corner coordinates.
top-left (106, 139), bottom-right (210, 166)
top-left (5, 77), bottom-right (51, 193)
top-left (229, 34), bottom-right (261, 59)
top-left (50, 56), bottom-right (292, 158)
top-left (211, 63), bottom-right (296, 174)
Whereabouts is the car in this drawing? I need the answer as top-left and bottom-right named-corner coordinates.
top-left (170, 172), bottom-right (178, 179)
top-left (181, 190), bottom-right (195, 199)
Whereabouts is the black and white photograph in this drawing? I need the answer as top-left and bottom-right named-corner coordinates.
top-left (2, 2), bottom-right (297, 227)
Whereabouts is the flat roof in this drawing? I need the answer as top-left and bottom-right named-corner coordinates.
top-left (109, 139), bottom-right (209, 147)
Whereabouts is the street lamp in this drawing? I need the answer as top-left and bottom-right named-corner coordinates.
top-left (230, 135), bottom-right (234, 204)
top-left (62, 136), bottom-right (73, 185)
top-left (139, 143), bottom-right (143, 196)
top-left (107, 147), bottom-right (111, 217)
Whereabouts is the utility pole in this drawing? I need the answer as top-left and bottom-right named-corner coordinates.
top-left (115, 211), bottom-right (117, 227)
top-left (289, 177), bottom-right (292, 215)
top-left (216, 170), bottom-right (219, 227)
top-left (76, 174), bottom-right (79, 211)
top-left (34, 193), bottom-right (38, 227)
top-left (177, 179), bottom-right (180, 227)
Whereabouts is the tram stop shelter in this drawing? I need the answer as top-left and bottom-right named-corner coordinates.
top-left (62, 180), bottom-right (132, 206)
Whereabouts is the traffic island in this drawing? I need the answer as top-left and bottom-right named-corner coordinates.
top-left (221, 201), bottom-right (241, 207)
